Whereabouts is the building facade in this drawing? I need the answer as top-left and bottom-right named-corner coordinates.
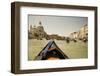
top-left (69, 24), bottom-right (88, 40)
top-left (28, 21), bottom-right (47, 39)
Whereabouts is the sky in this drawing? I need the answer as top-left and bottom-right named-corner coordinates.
top-left (28, 15), bottom-right (88, 37)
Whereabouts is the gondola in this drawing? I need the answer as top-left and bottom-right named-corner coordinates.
top-left (34, 40), bottom-right (69, 60)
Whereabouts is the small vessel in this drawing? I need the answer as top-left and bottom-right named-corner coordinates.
top-left (35, 40), bottom-right (69, 60)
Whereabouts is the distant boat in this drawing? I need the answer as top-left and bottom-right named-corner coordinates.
top-left (34, 40), bottom-right (69, 60)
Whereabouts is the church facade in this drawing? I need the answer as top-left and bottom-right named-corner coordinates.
top-left (28, 21), bottom-right (48, 40)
